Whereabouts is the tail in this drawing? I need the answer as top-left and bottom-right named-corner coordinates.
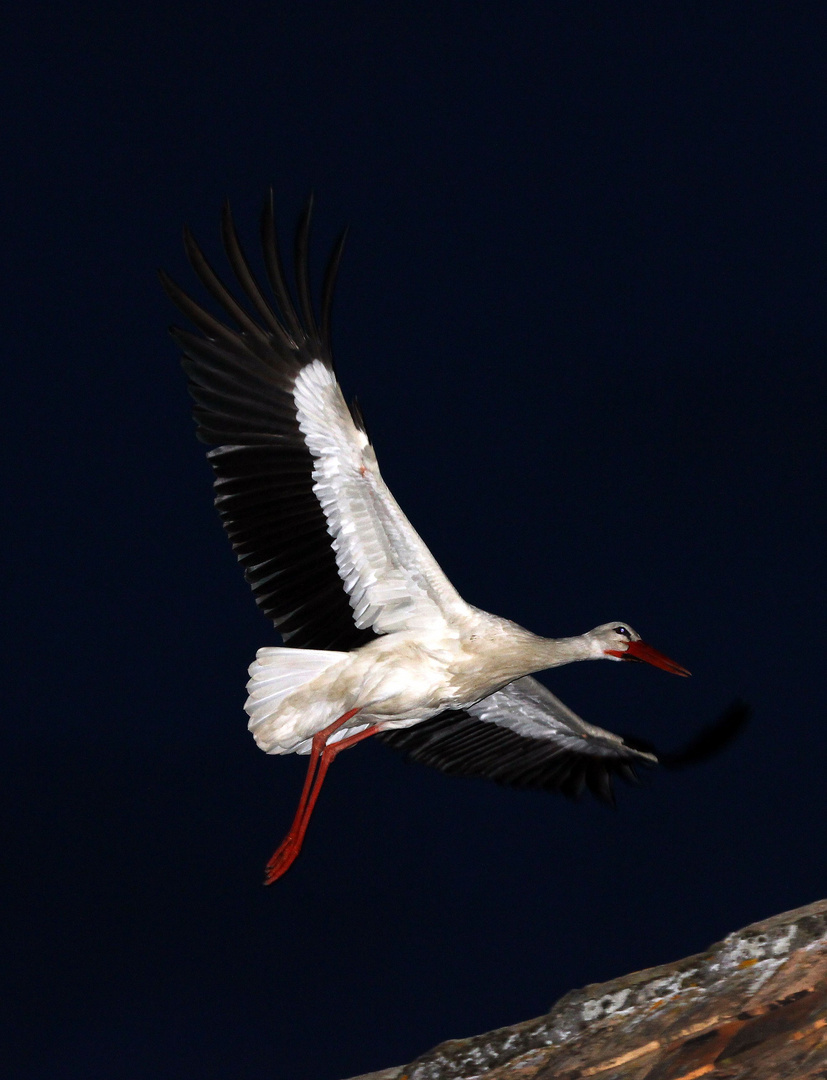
top-left (245, 647), bottom-right (346, 753)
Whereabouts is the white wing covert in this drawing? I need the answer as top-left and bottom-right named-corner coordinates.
top-left (467, 677), bottom-right (655, 759)
top-left (292, 359), bottom-right (467, 635)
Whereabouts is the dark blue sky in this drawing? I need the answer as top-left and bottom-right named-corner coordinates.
top-left (4, 4), bottom-right (827, 1078)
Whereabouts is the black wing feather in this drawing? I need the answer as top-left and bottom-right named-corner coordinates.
top-left (182, 227), bottom-right (271, 345)
top-left (293, 195), bottom-right (321, 342)
top-left (623, 700), bottom-right (751, 770)
top-left (320, 227), bottom-right (348, 356)
top-left (259, 189), bottom-right (305, 344)
top-left (379, 709), bottom-right (649, 805)
top-left (381, 696), bottom-right (747, 804)
top-left (220, 201), bottom-right (287, 340)
top-left (161, 195), bottom-right (375, 651)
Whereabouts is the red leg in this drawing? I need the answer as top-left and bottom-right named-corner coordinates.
top-left (281, 709), bottom-right (359, 846)
top-left (263, 707), bottom-right (360, 884)
top-left (263, 709), bottom-right (379, 885)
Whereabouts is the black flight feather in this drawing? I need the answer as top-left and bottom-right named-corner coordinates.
top-left (161, 194), bottom-right (376, 651)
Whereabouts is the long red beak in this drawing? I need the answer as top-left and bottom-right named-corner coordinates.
top-left (606, 640), bottom-right (691, 676)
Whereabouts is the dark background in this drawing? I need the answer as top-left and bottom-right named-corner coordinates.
top-left (4, 4), bottom-right (826, 1078)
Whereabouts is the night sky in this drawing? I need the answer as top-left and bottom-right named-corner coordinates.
top-left (4, 5), bottom-right (827, 1079)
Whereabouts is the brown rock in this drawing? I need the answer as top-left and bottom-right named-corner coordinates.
top-left (344, 899), bottom-right (827, 1080)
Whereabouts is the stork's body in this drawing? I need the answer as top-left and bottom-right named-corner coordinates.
top-left (246, 613), bottom-right (680, 756)
top-left (162, 195), bottom-right (692, 884)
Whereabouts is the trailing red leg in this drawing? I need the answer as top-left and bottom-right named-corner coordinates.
top-left (263, 708), bottom-right (379, 884)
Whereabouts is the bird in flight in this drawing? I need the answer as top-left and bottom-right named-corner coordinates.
top-left (161, 194), bottom-right (696, 884)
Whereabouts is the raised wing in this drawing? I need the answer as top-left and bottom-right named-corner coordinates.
top-left (380, 676), bottom-right (657, 804)
top-left (161, 194), bottom-right (469, 649)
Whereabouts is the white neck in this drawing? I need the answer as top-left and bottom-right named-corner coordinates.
top-left (525, 632), bottom-right (596, 670)
top-left (481, 622), bottom-right (597, 686)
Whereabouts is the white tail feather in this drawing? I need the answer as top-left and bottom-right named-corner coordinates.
top-left (245, 647), bottom-right (347, 753)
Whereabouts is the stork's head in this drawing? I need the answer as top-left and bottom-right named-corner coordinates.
top-left (587, 622), bottom-right (690, 675)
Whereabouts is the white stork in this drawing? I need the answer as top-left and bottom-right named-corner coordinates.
top-left (161, 194), bottom-right (700, 885)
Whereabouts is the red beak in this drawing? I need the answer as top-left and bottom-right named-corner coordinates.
top-left (606, 640), bottom-right (691, 676)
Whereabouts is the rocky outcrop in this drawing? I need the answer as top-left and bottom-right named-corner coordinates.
top-left (345, 898), bottom-right (827, 1080)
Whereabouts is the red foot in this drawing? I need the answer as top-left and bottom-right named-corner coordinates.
top-left (264, 835), bottom-right (302, 884)
top-left (263, 708), bottom-right (379, 885)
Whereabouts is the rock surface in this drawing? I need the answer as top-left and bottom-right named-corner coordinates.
top-left (344, 898), bottom-right (827, 1080)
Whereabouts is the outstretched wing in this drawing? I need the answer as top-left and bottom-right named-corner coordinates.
top-left (380, 676), bottom-right (657, 804)
top-left (161, 194), bottom-right (469, 650)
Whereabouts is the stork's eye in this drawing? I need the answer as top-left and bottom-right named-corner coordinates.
top-left (614, 626), bottom-right (631, 638)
